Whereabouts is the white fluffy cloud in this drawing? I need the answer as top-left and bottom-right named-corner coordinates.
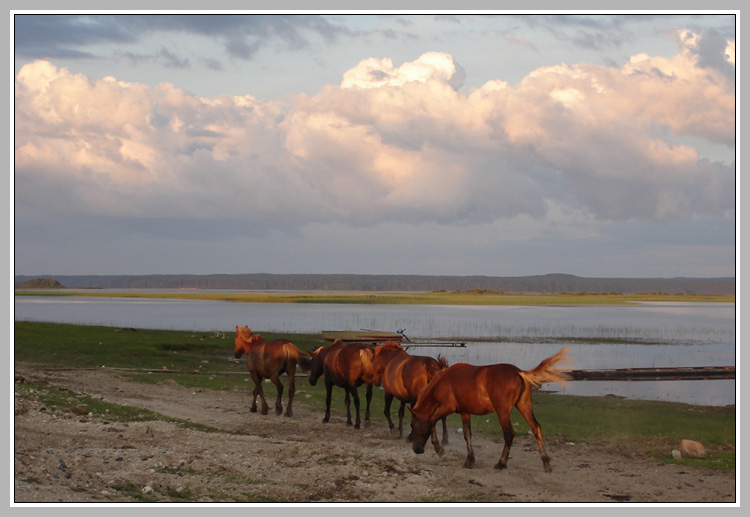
top-left (14, 33), bottom-right (735, 233)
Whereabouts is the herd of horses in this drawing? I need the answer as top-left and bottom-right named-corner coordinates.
top-left (233, 325), bottom-right (571, 472)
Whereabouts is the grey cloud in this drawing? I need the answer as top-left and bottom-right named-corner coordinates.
top-left (695, 29), bottom-right (735, 79)
top-left (14, 14), bottom-right (353, 63)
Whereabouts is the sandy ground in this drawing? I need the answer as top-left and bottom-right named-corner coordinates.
top-left (13, 362), bottom-right (736, 505)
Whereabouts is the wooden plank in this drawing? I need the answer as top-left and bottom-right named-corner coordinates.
top-left (566, 366), bottom-right (735, 381)
top-left (321, 330), bottom-right (404, 343)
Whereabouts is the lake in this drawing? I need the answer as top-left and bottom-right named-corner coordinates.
top-left (13, 294), bottom-right (736, 407)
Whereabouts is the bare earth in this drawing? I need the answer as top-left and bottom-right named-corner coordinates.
top-left (13, 362), bottom-right (736, 505)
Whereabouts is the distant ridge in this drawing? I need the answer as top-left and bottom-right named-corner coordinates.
top-left (13, 273), bottom-right (736, 296)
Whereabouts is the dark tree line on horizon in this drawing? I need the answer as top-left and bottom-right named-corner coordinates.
top-left (14, 273), bottom-right (735, 296)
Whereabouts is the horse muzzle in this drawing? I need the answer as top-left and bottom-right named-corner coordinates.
top-left (234, 352), bottom-right (242, 359)
top-left (413, 445), bottom-right (425, 455)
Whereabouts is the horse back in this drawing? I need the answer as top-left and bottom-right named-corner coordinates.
top-left (433, 363), bottom-right (522, 416)
top-left (248, 339), bottom-right (300, 377)
top-left (326, 343), bottom-right (373, 387)
top-left (387, 355), bottom-right (442, 403)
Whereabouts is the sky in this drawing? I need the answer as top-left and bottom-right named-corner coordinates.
top-left (12, 11), bottom-right (737, 279)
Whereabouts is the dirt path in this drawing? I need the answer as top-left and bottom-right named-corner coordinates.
top-left (13, 362), bottom-right (736, 504)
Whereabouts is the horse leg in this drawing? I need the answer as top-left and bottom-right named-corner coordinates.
top-left (493, 408), bottom-right (515, 470)
top-left (396, 400), bottom-right (406, 439)
top-left (250, 372), bottom-right (269, 415)
top-left (285, 367), bottom-right (296, 418)
top-left (516, 394), bottom-right (552, 472)
top-left (460, 413), bottom-right (475, 468)
top-left (440, 416), bottom-right (449, 445)
top-left (323, 378), bottom-right (333, 423)
top-left (363, 383), bottom-right (373, 428)
top-left (345, 387), bottom-right (356, 427)
top-left (250, 385), bottom-right (259, 413)
top-left (384, 393), bottom-right (397, 435)
top-left (429, 421), bottom-right (444, 457)
top-left (270, 373), bottom-right (284, 416)
top-left (352, 387), bottom-right (363, 428)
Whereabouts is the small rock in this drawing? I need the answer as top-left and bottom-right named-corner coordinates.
top-left (680, 439), bottom-right (707, 458)
top-left (671, 450), bottom-right (682, 459)
top-left (62, 405), bottom-right (88, 416)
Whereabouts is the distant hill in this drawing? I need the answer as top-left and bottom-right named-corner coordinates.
top-left (13, 273), bottom-right (736, 295)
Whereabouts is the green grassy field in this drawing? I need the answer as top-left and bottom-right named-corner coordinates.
top-left (13, 289), bottom-right (735, 306)
top-left (14, 321), bottom-right (736, 470)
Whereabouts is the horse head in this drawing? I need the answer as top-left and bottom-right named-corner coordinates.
top-left (407, 406), bottom-right (432, 455)
top-left (234, 325), bottom-right (253, 359)
top-left (308, 346), bottom-right (325, 385)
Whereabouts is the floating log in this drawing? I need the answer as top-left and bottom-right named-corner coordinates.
top-left (566, 366), bottom-right (735, 381)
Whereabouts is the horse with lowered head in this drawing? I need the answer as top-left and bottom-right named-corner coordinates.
top-left (371, 341), bottom-right (449, 449)
top-left (309, 339), bottom-right (375, 429)
top-left (409, 348), bottom-right (571, 472)
top-left (234, 325), bottom-right (312, 417)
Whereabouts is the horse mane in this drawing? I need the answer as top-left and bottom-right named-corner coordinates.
top-left (378, 341), bottom-right (404, 353)
top-left (236, 325), bottom-right (253, 341)
top-left (436, 354), bottom-right (449, 369)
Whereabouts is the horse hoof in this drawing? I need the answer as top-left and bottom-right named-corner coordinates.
top-left (250, 407), bottom-right (257, 413)
top-left (261, 408), bottom-right (269, 415)
top-left (543, 464), bottom-right (553, 473)
top-left (493, 462), bottom-right (507, 470)
top-left (435, 447), bottom-right (445, 457)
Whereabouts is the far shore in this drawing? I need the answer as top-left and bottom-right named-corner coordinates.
top-left (13, 289), bottom-right (735, 306)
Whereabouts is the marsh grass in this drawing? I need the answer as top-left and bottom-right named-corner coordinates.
top-left (14, 322), bottom-right (735, 470)
top-left (14, 289), bottom-right (734, 306)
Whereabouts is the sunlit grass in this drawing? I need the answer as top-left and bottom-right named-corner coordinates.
top-left (14, 289), bottom-right (734, 306)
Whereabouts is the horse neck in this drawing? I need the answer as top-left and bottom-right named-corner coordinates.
top-left (244, 334), bottom-right (266, 352)
top-left (413, 381), bottom-right (441, 421)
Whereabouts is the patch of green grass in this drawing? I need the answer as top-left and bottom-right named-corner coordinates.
top-left (112, 482), bottom-right (159, 502)
top-left (14, 380), bottom-right (221, 433)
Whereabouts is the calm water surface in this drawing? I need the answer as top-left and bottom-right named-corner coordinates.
top-left (14, 294), bottom-right (736, 406)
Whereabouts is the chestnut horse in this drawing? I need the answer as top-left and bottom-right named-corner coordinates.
top-left (409, 348), bottom-right (571, 472)
top-left (234, 325), bottom-right (312, 417)
top-left (371, 341), bottom-right (449, 448)
top-left (308, 339), bottom-right (375, 429)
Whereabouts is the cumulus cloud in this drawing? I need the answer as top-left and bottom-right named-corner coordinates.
top-left (14, 36), bottom-right (735, 236)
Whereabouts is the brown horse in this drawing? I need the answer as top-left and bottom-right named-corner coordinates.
top-left (234, 325), bottom-right (312, 417)
top-left (308, 339), bottom-right (375, 429)
top-left (409, 348), bottom-right (571, 472)
top-left (371, 341), bottom-right (449, 448)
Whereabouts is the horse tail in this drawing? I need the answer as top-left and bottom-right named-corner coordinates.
top-left (360, 346), bottom-right (375, 384)
top-left (518, 347), bottom-right (571, 388)
top-left (436, 354), bottom-right (449, 370)
top-left (285, 343), bottom-right (313, 371)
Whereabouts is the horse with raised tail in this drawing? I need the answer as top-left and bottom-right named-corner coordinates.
top-left (371, 341), bottom-right (449, 449)
top-left (234, 325), bottom-right (312, 417)
top-left (409, 347), bottom-right (571, 472)
top-left (308, 339), bottom-right (375, 429)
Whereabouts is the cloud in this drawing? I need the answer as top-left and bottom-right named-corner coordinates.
top-left (14, 14), bottom-right (353, 63)
top-left (14, 35), bottom-right (735, 240)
